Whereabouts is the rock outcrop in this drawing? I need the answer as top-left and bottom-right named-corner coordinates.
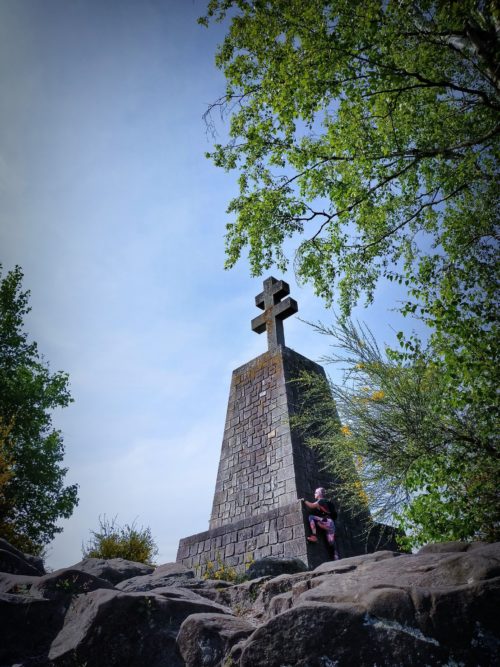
top-left (0, 538), bottom-right (45, 576)
top-left (67, 556), bottom-right (154, 585)
top-left (1, 539), bottom-right (498, 666)
top-left (246, 555), bottom-right (309, 579)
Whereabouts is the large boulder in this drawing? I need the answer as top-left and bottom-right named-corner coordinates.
top-left (0, 592), bottom-right (67, 665)
top-left (246, 556), bottom-right (308, 580)
top-left (1, 539), bottom-right (498, 666)
top-left (177, 613), bottom-right (256, 667)
top-left (48, 587), bottom-right (231, 667)
top-left (235, 542), bottom-right (500, 666)
top-left (0, 571), bottom-right (40, 594)
top-left (31, 568), bottom-right (115, 600)
top-left (116, 561), bottom-right (195, 592)
top-left (298, 544), bottom-right (500, 602)
top-left (155, 561), bottom-right (197, 578)
top-left (238, 602), bottom-right (450, 667)
top-left (151, 585), bottom-right (232, 606)
top-left (185, 576), bottom-right (274, 621)
top-left (0, 537), bottom-right (45, 576)
top-left (68, 556), bottom-right (154, 585)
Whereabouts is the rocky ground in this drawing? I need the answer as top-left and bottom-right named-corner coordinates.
top-left (1, 537), bottom-right (498, 666)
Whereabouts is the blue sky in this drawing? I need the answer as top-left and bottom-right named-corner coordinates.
top-left (1, 0), bottom-right (421, 570)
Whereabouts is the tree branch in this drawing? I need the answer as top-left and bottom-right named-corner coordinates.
top-left (350, 184), bottom-right (468, 255)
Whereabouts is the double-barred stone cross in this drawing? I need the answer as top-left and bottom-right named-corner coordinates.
top-left (251, 276), bottom-right (298, 350)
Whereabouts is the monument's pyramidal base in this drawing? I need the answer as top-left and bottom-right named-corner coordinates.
top-left (176, 278), bottom-right (396, 574)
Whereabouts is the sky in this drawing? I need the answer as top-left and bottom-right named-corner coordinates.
top-left (0, 0), bottom-right (421, 570)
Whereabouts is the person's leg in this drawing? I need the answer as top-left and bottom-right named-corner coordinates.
top-left (307, 515), bottom-right (320, 542)
top-left (309, 516), bottom-right (332, 543)
top-left (325, 520), bottom-right (340, 560)
top-left (317, 519), bottom-right (330, 534)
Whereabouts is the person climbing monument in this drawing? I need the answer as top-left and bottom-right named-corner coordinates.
top-left (300, 487), bottom-right (340, 560)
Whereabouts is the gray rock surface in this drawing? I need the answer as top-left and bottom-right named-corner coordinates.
top-left (191, 576), bottom-right (272, 617)
top-left (0, 571), bottom-right (39, 594)
top-left (237, 543), bottom-right (500, 666)
top-left (151, 585), bottom-right (232, 607)
top-left (246, 555), bottom-right (308, 579)
top-left (1, 539), bottom-right (498, 666)
top-left (177, 613), bottom-right (256, 667)
top-left (0, 592), bottom-right (67, 664)
top-left (48, 587), bottom-right (231, 667)
top-left (68, 556), bottom-right (154, 584)
top-left (31, 567), bottom-right (115, 600)
top-left (0, 537), bottom-right (45, 576)
top-left (239, 602), bottom-right (450, 667)
top-left (116, 561), bottom-right (195, 591)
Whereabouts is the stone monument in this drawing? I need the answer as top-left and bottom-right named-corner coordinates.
top-left (176, 277), bottom-right (392, 574)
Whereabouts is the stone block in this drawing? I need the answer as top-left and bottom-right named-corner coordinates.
top-left (176, 545), bottom-right (188, 560)
top-left (284, 538), bottom-right (307, 559)
top-left (257, 545), bottom-right (272, 559)
top-left (278, 527), bottom-right (293, 542)
top-left (235, 541), bottom-right (247, 556)
top-left (293, 523), bottom-right (307, 540)
top-left (256, 533), bottom-right (269, 549)
top-left (277, 465), bottom-right (294, 483)
top-left (252, 522), bottom-right (264, 536)
top-left (282, 491), bottom-right (299, 505)
top-left (246, 539), bottom-right (257, 553)
top-left (284, 511), bottom-right (301, 528)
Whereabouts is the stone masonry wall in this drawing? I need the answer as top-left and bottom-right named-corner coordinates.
top-left (178, 343), bottom-right (399, 573)
top-left (209, 349), bottom-right (291, 529)
top-left (209, 346), bottom-right (331, 530)
top-left (177, 499), bottom-right (397, 575)
top-left (281, 346), bottom-right (337, 500)
top-left (177, 502), bottom-right (334, 576)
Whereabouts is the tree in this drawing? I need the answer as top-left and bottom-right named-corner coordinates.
top-left (201, 1), bottom-right (499, 543)
top-left (201, 0), bottom-right (498, 313)
top-left (0, 265), bottom-right (78, 554)
top-left (294, 320), bottom-right (499, 548)
top-left (82, 516), bottom-right (158, 565)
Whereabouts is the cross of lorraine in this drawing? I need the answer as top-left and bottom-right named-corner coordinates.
top-left (251, 276), bottom-right (298, 350)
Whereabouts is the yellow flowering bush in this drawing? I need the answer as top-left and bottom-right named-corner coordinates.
top-left (353, 480), bottom-right (369, 506)
top-left (371, 390), bottom-right (385, 401)
top-left (202, 552), bottom-right (254, 583)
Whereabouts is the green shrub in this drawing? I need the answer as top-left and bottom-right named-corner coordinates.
top-left (201, 552), bottom-right (254, 583)
top-left (82, 516), bottom-right (158, 565)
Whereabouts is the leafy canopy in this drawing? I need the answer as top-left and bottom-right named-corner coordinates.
top-left (201, 1), bottom-right (499, 545)
top-left (294, 320), bottom-right (499, 548)
top-left (0, 265), bottom-right (78, 554)
top-left (201, 0), bottom-right (499, 316)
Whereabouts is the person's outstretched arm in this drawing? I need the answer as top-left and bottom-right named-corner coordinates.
top-left (301, 498), bottom-right (320, 510)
